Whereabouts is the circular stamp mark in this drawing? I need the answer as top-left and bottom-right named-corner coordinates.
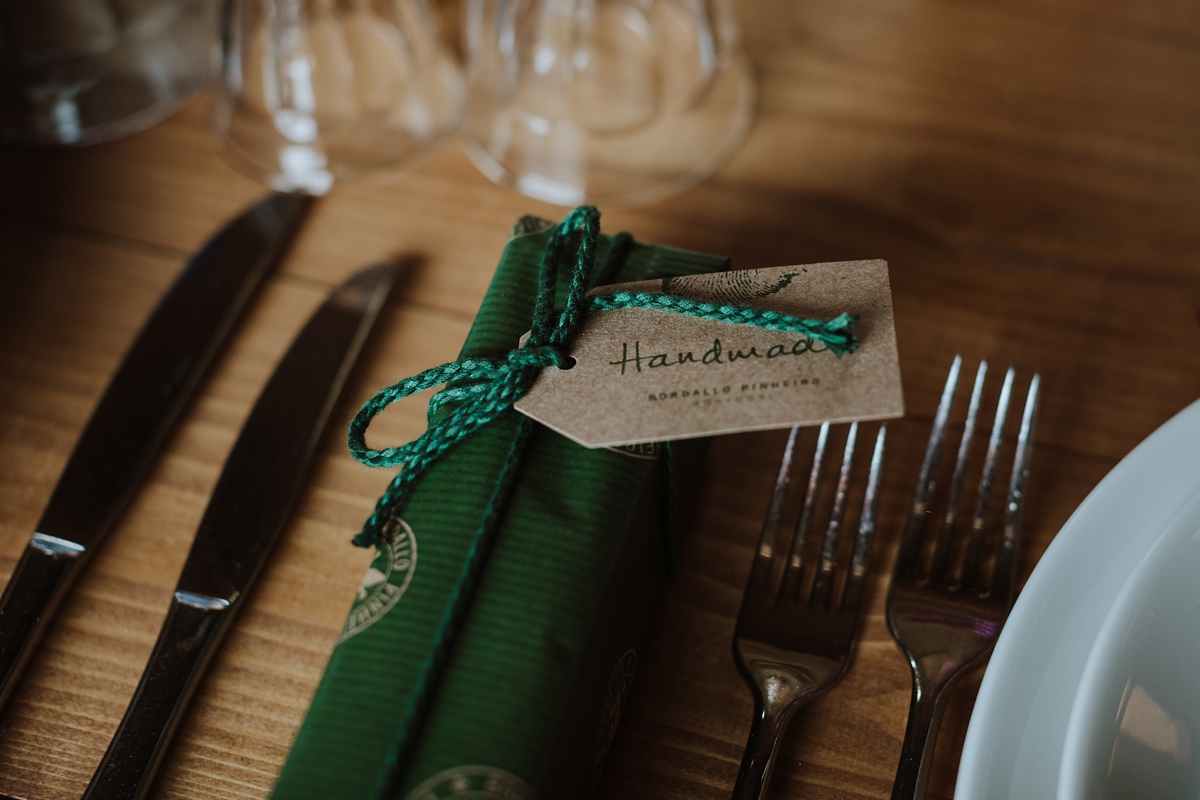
top-left (404, 765), bottom-right (536, 800)
top-left (339, 516), bottom-right (417, 643)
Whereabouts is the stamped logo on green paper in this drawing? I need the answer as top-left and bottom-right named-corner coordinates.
top-left (339, 516), bottom-right (417, 643)
top-left (608, 442), bottom-right (662, 460)
top-left (404, 765), bottom-right (536, 800)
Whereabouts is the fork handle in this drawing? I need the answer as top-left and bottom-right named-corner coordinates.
top-left (731, 699), bottom-right (800, 800)
top-left (890, 672), bottom-right (958, 800)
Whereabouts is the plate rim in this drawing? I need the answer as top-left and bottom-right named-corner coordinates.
top-left (956, 399), bottom-right (1200, 799)
top-left (1057, 484), bottom-right (1200, 799)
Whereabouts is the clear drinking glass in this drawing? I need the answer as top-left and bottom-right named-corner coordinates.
top-left (0, 0), bottom-right (217, 146)
top-left (214, 0), bottom-right (464, 194)
top-left (461, 0), bottom-right (755, 207)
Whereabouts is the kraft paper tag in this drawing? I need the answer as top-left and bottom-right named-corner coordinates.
top-left (514, 260), bottom-right (905, 447)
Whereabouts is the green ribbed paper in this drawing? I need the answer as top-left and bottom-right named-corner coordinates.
top-left (271, 217), bottom-right (728, 800)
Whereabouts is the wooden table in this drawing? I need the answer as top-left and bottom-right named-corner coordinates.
top-left (2, 1), bottom-right (1199, 797)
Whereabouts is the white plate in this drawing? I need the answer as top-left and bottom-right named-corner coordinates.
top-left (1059, 487), bottom-right (1200, 800)
top-left (956, 399), bottom-right (1200, 800)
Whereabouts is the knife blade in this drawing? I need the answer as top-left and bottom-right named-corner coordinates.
top-left (0, 193), bottom-right (313, 710)
top-left (81, 264), bottom-right (396, 800)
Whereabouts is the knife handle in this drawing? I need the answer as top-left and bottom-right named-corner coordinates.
top-left (0, 535), bottom-right (90, 708)
top-left (83, 592), bottom-right (233, 800)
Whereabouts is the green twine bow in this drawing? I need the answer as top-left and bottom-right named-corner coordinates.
top-left (348, 210), bottom-right (858, 550)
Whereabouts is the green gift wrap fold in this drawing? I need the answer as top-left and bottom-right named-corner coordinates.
top-left (271, 217), bottom-right (728, 800)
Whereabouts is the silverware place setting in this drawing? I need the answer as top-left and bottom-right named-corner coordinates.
top-left (730, 355), bottom-right (1043, 800)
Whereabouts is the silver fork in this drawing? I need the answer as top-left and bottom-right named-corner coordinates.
top-left (731, 421), bottom-right (887, 800)
top-left (887, 356), bottom-right (1041, 800)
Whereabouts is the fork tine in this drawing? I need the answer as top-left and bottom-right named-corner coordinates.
top-left (732, 421), bottom-right (881, 800)
top-left (929, 362), bottom-right (987, 586)
top-left (896, 355), bottom-right (962, 579)
top-left (811, 423), bottom-right (858, 609)
top-left (989, 374), bottom-right (1040, 603)
top-left (960, 367), bottom-right (1015, 592)
top-left (747, 425), bottom-right (800, 596)
top-left (780, 422), bottom-right (829, 601)
top-left (840, 425), bottom-right (886, 616)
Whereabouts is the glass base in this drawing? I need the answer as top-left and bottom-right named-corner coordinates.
top-left (461, 50), bottom-right (756, 208)
top-left (212, 56), bottom-right (464, 196)
top-left (0, 1), bottom-right (216, 147)
top-left (0, 76), bottom-right (207, 147)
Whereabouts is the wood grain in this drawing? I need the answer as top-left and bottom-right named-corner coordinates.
top-left (1, 0), bottom-right (1199, 797)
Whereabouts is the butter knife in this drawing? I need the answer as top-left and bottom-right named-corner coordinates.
top-left (81, 264), bottom-right (396, 800)
top-left (0, 193), bottom-right (312, 710)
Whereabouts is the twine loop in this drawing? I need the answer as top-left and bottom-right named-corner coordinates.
top-left (507, 343), bottom-right (571, 370)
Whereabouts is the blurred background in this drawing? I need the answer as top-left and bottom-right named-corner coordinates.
top-left (1, 0), bottom-right (1199, 798)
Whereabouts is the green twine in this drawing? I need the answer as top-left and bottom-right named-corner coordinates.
top-left (587, 290), bottom-right (857, 347)
top-left (346, 206), bottom-right (858, 799)
top-left (371, 414), bottom-right (539, 798)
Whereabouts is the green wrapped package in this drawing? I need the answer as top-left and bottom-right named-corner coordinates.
top-left (271, 217), bottom-right (728, 800)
